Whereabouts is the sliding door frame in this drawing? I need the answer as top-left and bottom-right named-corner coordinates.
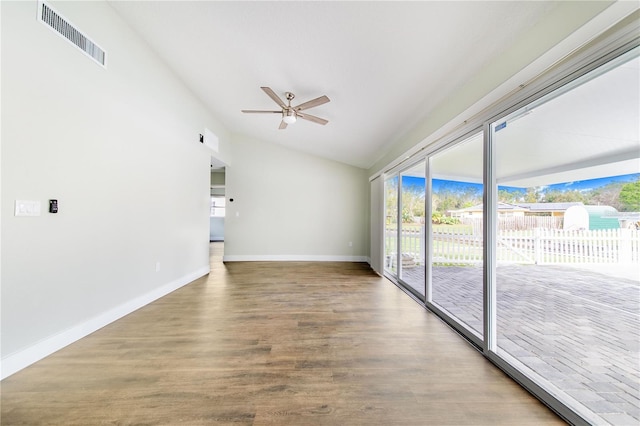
top-left (383, 173), bottom-right (400, 278)
top-left (484, 44), bottom-right (640, 426)
top-left (383, 158), bottom-right (428, 303)
top-left (375, 15), bottom-right (639, 426)
top-left (424, 129), bottom-right (485, 349)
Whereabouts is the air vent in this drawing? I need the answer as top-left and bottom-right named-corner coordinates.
top-left (37, 1), bottom-right (106, 67)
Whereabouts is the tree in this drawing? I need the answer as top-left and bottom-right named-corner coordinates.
top-left (619, 179), bottom-right (640, 211)
top-left (385, 177), bottom-right (398, 224)
top-left (401, 188), bottom-right (425, 222)
top-left (498, 188), bottom-right (525, 204)
top-left (524, 187), bottom-right (542, 203)
top-left (587, 181), bottom-right (624, 210)
top-left (544, 189), bottom-right (586, 203)
top-left (433, 182), bottom-right (482, 214)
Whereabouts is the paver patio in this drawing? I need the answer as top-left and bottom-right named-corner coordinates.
top-left (399, 264), bottom-right (640, 425)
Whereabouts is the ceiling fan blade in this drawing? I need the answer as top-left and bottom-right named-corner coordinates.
top-left (294, 95), bottom-right (330, 112)
top-left (297, 111), bottom-right (328, 125)
top-left (241, 110), bottom-right (281, 114)
top-left (261, 87), bottom-right (287, 108)
top-left (279, 120), bottom-right (288, 130)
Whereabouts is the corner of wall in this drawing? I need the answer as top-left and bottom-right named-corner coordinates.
top-left (1, 267), bottom-right (209, 380)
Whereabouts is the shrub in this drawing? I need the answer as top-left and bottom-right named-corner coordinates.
top-left (432, 212), bottom-right (460, 225)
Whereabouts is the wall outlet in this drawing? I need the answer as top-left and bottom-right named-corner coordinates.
top-left (155, 262), bottom-right (161, 272)
top-left (348, 241), bottom-right (353, 247)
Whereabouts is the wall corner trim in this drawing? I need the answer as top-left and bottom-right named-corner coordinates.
top-left (0, 267), bottom-right (210, 380)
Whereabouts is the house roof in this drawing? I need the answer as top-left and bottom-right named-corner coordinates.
top-left (450, 203), bottom-right (529, 214)
top-left (514, 202), bottom-right (584, 212)
top-left (451, 202), bottom-right (591, 214)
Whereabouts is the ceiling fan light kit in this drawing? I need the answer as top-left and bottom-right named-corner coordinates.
top-left (283, 108), bottom-right (297, 124)
top-left (242, 87), bottom-right (330, 130)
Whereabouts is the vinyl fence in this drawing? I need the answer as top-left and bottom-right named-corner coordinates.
top-left (387, 226), bottom-right (640, 266)
top-left (462, 216), bottom-right (563, 233)
top-left (521, 228), bottom-right (638, 264)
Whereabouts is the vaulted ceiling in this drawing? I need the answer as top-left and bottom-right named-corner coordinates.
top-left (108, 1), bottom-right (558, 169)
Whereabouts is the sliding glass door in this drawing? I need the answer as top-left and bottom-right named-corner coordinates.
top-left (489, 53), bottom-right (640, 425)
top-left (384, 174), bottom-right (399, 275)
top-left (428, 133), bottom-right (484, 338)
top-left (380, 46), bottom-right (639, 425)
top-left (399, 162), bottom-right (426, 297)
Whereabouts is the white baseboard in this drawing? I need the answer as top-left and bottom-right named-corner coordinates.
top-left (0, 266), bottom-right (210, 380)
top-left (222, 254), bottom-right (369, 262)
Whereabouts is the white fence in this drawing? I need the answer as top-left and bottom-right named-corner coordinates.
top-left (462, 216), bottom-right (564, 233)
top-left (387, 226), bottom-right (640, 265)
top-left (511, 228), bottom-right (640, 265)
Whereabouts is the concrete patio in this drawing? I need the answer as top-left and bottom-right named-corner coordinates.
top-left (400, 263), bottom-right (640, 425)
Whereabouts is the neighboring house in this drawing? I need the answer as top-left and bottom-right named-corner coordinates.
top-left (450, 202), bottom-right (625, 230)
top-left (449, 202), bottom-right (582, 218)
top-left (449, 202), bottom-right (529, 218)
top-left (513, 202), bottom-right (584, 217)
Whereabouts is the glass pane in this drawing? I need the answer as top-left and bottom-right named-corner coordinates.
top-left (429, 132), bottom-right (484, 336)
top-left (493, 55), bottom-right (640, 424)
top-left (210, 196), bottom-right (226, 217)
top-left (399, 162), bottom-right (426, 296)
top-left (384, 175), bottom-right (399, 275)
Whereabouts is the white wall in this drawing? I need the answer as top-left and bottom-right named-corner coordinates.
top-left (224, 134), bottom-right (369, 261)
top-left (1, 1), bottom-right (231, 377)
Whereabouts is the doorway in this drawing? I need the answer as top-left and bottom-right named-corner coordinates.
top-left (210, 165), bottom-right (225, 242)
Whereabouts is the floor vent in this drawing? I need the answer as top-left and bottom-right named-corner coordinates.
top-left (38, 1), bottom-right (106, 67)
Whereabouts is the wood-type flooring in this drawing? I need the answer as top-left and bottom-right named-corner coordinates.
top-left (0, 243), bottom-right (565, 425)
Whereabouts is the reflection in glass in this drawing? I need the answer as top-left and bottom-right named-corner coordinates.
top-left (492, 56), bottom-right (640, 424)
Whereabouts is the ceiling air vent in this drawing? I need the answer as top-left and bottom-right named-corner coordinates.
top-left (37, 1), bottom-right (106, 67)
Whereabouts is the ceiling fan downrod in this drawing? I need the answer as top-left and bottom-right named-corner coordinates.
top-left (283, 92), bottom-right (297, 124)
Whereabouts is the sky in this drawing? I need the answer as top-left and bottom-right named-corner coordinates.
top-left (401, 173), bottom-right (639, 194)
top-left (544, 174), bottom-right (639, 192)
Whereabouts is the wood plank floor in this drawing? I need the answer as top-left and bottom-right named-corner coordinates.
top-left (0, 243), bottom-right (565, 425)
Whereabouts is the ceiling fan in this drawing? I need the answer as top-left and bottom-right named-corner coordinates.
top-left (242, 87), bottom-right (330, 129)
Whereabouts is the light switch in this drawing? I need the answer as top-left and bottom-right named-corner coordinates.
top-left (15, 200), bottom-right (41, 217)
